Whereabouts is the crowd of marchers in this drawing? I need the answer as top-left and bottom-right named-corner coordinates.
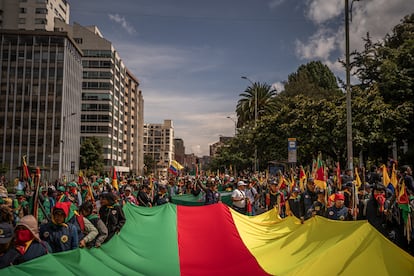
top-left (0, 163), bottom-right (413, 269)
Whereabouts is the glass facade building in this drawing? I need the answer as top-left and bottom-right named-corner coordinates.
top-left (0, 30), bottom-right (82, 181)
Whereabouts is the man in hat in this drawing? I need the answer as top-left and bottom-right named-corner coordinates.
top-left (123, 186), bottom-right (138, 205)
top-left (245, 180), bottom-right (259, 215)
top-left (265, 180), bottom-right (285, 217)
top-left (231, 181), bottom-right (248, 214)
top-left (197, 179), bottom-right (221, 205)
top-left (99, 192), bottom-right (126, 243)
top-left (137, 184), bottom-right (152, 207)
top-left (14, 190), bottom-right (29, 223)
top-left (285, 187), bottom-right (304, 222)
top-left (40, 201), bottom-right (79, 252)
top-left (14, 215), bottom-right (49, 264)
top-left (153, 184), bottom-right (171, 206)
top-left (326, 193), bottom-right (351, 221)
top-left (307, 189), bottom-right (326, 217)
top-left (0, 222), bottom-right (20, 268)
top-left (302, 178), bottom-right (318, 220)
top-left (56, 186), bottom-right (69, 203)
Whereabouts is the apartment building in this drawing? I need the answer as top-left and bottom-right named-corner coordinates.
top-left (0, 0), bottom-right (70, 31)
top-left (144, 120), bottom-right (174, 177)
top-left (55, 22), bottom-right (145, 174)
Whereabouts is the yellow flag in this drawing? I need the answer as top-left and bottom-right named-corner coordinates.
top-left (381, 164), bottom-right (390, 187)
top-left (390, 164), bottom-right (398, 188)
top-left (354, 168), bottom-right (362, 188)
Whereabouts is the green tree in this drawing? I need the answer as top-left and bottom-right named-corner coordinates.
top-left (144, 155), bottom-right (156, 175)
top-left (351, 13), bottom-right (414, 163)
top-left (236, 82), bottom-right (278, 128)
top-left (281, 61), bottom-right (342, 100)
top-left (79, 137), bottom-right (104, 176)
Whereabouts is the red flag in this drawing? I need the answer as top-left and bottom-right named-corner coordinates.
top-left (398, 179), bottom-right (409, 204)
top-left (22, 156), bottom-right (31, 181)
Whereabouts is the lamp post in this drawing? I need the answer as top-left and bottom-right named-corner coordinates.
top-left (60, 112), bottom-right (76, 179)
top-left (345, 0), bottom-right (359, 176)
top-left (226, 116), bottom-right (237, 136)
top-left (241, 76), bottom-right (258, 173)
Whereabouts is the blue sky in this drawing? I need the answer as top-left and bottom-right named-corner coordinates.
top-left (69, 0), bottom-right (413, 156)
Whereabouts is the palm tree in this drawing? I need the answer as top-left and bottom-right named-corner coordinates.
top-left (236, 82), bottom-right (278, 128)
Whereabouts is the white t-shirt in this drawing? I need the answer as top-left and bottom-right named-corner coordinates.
top-left (245, 187), bottom-right (258, 204)
top-left (232, 189), bottom-right (246, 208)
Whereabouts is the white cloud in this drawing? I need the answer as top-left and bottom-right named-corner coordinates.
top-left (295, 27), bottom-right (338, 60)
top-left (268, 0), bottom-right (286, 9)
top-left (271, 81), bottom-right (284, 93)
top-left (108, 13), bottom-right (136, 35)
top-left (298, 0), bottom-right (412, 64)
top-left (306, 0), bottom-right (342, 24)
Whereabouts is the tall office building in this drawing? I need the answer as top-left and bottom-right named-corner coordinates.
top-left (144, 120), bottom-right (174, 177)
top-left (0, 1), bottom-right (145, 180)
top-left (0, 0), bottom-right (70, 31)
top-left (56, 21), bottom-right (145, 175)
top-left (0, 30), bottom-right (82, 181)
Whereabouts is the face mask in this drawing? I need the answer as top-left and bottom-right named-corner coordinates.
top-left (374, 193), bottom-right (386, 213)
top-left (15, 229), bottom-right (34, 244)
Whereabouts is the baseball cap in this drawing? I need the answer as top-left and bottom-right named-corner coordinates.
top-left (0, 222), bottom-right (13, 244)
top-left (334, 193), bottom-right (345, 201)
top-left (237, 181), bottom-right (247, 186)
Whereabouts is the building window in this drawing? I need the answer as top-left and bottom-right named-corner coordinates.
top-left (18, 18), bottom-right (26, 24)
top-left (20, 8), bottom-right (27, 14)
top-left (74, 38), bottom-right (83, 44)
top-left (35, 8), bottom-right (48, 14)
top-left (35, 18), bottom-right (47, 24)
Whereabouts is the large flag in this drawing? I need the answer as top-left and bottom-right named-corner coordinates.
top-left (314, 156), bottom-right (326, 190)
top-left (112, 166), bottom-right (119, 191)
top-left (169, 160), bottom-right (184, 176)
top-left (2, 204), bottom-right (413, 276)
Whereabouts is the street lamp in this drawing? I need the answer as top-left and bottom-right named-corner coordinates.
top-left (60, 112), bottom-right (76, 180)
top-left (226, 116), bottom-right (237, 136)
top-left (241, 76), bottom-right (258, 173)
top-left (345, 0), bottom-right (359, 176)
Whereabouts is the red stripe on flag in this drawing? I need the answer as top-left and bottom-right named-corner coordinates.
top-left (177, 204), bottom-right (269, 276)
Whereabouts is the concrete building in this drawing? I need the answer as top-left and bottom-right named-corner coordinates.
top-left (144, 120), bottom-right (174, 178)
top-left (0, 30), bottom-right (82, 181)
top-left (174, 138), bottom-right (185, 165)
top-left (56, 22), bottom-right (145, 175)
top-left (209, 136), bottom-right (232, 157)
top-left (0, 0), bottom-right (70, 31)
top-left (0, 1), bottom-right (145, 180)
top-left (124, 69), bottom-right (144, 176)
